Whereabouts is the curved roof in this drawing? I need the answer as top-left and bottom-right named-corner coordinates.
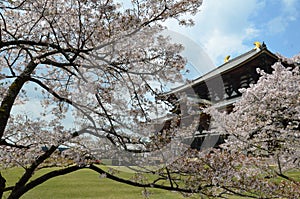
top-left (167, 44), bottom-right (278, 95)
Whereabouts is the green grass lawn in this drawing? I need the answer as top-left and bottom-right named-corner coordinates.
top-left (2, 167), bottom-right (300, 199)
top-left (1, 167), bottom-right (193, 199)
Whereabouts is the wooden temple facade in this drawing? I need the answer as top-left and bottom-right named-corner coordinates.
top-left (166, 42), bottom-right (281, 150)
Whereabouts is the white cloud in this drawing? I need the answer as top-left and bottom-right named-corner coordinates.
top-left (163, 30), bottom-right (215, 78)
top-left (165, 0), bottom-right (263, 66)
top-left (203, 30), bottom-right (249, 64)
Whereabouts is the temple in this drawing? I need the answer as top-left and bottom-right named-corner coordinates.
top-left (165, 42), bottom-right (281, 150)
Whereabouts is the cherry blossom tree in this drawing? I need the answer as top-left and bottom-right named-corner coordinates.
top-left (204, 54), bottom-right (300, 198)
top-left (0, 0), bottom-right (203, 198)
top-left (1, 1), bottom-right (298, 198)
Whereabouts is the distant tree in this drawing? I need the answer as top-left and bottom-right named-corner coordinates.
top-left (0, 0), bottom-right (203, 198)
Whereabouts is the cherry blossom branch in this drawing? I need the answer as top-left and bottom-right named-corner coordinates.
top-left (95, 94), bottom-right (127, 147)
top-left (0, 0), bottom-right (28, 10)
top-left (29, 77), bottom-right (102, 131)
top-left (0, 139), bottom-right (31, 149)
top-left (88, 164), bottom-right (207, 194)
top-left (39, 58), bottom-right (78, 77)
top-left (29, 78), bottom-right (130, 147)
top-left (0, 40), bottom-right (92, 54)
top-left (88, 53), bottom-right (164, 76)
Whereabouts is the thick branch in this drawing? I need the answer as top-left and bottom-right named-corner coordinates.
top-left (29, 77), bottom-right (73, 104)
top-left (40, 58), bottom-right (78, 77)
top-left (0, 173), bottom-right (6, 198)
top-left (0, 139), bottom-right (30, 149)
top-left (0, 61), bottom-right (37, 138)
top-left (7, 145), bottom-right (58, 199)
top-left (0, 40), bottom-right (91, 53)
top-left (18, 166), bottom-right (84, 197)
top-left (88, 164), bottom-right (197, 193)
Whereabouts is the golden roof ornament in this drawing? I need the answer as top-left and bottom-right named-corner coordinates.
top-left (253, 41), bottom-right (261, 50)
top-left (224, 55), bottom-right (230, 63)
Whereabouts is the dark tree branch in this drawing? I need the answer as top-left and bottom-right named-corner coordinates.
top-left (95, 94), bottom-right (127, 147)
top-left (165, 166), bottom-right (174, 189)
top-left (19, 166), bottom-right (84, 196)
top-left (220, 186), bottom-right (258, 199)
top-left (29, 77), bottom-right (73, 104)
top-left (40, 58), bottom-right (78, 77)
top-left (3, 186), bottom-right (14, 192)
top-left (7, 145), bottom-right (58, 199)
top-left (0, 61), bottom-right (37, 138)
top-left (0, 40), bottom-right (92, 54)
top-left (89, 164), bottom-right (200, 194)
top-left (0, 172), bottom-right (6, 198)
top-left (1, 0), bottom-right (28, 10)
top-left (275, 171), bottom-right (300, 186)
top-left (28, 77), bottom-right (100, 130)
top-left (0, 139), bottom-right (30, 149)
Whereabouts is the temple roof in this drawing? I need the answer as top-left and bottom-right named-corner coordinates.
top-left (168, 43), bottom-right (278, 95)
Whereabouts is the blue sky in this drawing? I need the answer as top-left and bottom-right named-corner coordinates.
top-left (164, 0), bottom-right (300, 67)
